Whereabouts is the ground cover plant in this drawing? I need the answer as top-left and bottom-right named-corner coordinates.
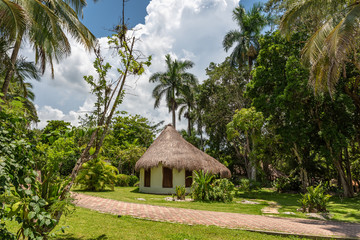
top-left (5, 207), bottom-right (306, 240)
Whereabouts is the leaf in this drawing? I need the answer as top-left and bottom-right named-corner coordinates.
top-left (89, 147), bottom-right (96, 155)
top-left (28, 211), bottom-right (36, 220)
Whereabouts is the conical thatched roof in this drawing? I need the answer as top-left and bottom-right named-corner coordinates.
top-left (135, 124), bottom-right (231, 178)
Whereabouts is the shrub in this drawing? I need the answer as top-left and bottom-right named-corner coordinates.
top-left (75, 159), bottom-right (118, 191)
top-left (273, 176), bottom-right (301, 193)
top-left (238, 178), bottom-right (261, 192)
top-left (191, 170), bottom-right (214, 201)
top-left (175, 185), bottom-right (186, 200)
top-left (116, 174), bottom-right (139, 187)
top-left (116, 174), bottom-right (130, 187)
top-left (210, 179), bottom-right (234, 202)
top-left (128, 175), bottom-right (139, 187)
top-left (191, 170), bottom-right (234, 202)
top-left (298, 183), bottom-right (331, 213)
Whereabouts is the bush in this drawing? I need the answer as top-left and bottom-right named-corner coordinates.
top-left (298, 183), bottom-right (331, 213)
top-left (175, 185), bottom-right (186, 200)
top-left (117, 174), bottom-right (130, 187)
top-left (273, 176), bottom-right (301, 193)
top-left (191, 170), bottom-right (234, 202)
top-left (116, 174), bottom-right (139, 187)
top-left (238, 178), bottom-right (261, 192)
top-left (210, 179), bottom-right (234, 202)
top-left (75, 159), bottom-right (118, 191)
top-left (191, 170), bottom-right (215, 201)
top-left (128, 175), bottom-right (139, 187)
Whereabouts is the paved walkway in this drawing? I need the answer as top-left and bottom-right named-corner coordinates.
top-left (72, 193), bottom-right (360, 239)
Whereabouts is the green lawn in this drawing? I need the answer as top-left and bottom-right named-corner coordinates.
top-left (74, 187), bottom-right (360, 223)
top-left (6, 207), bottom-right (306, 240)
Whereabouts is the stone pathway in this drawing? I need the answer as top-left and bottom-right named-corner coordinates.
top-left (72, 193), bottom-right (360, 239)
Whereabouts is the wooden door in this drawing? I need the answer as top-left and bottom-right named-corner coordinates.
top-left (144, 169), bottom-right (150, 187)
top-left (185, 170), bottom-right (193, 187)
top-left (162, 167), bottom-right (173, 188)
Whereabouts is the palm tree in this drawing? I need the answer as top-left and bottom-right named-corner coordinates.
top-left (177, 83), bottom-right (198, 136)
top-left (280, 0), bottom-right (360, 95)
top-left (223, 3), bottom-right (268, 72)
top-left (149, 54), bottom-right (197, 129)
top-left (0, 55), bottom-right (40, 121)
top-left (0, 0), bottom-right (96, 98)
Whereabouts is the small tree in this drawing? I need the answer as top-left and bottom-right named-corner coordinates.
top-left (227, 107), bottom-right (264, 181)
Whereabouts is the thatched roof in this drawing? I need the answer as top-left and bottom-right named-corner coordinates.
top-left (135, 124), bottom-right (231, 178)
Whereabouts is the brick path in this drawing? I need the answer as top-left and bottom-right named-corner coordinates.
top-left (73, 193), bottom-right (360, 239)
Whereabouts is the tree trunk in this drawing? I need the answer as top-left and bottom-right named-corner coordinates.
top-left (331, 148), bottom-right (354, 198)
top-left (2, 33), bottom-right (23, 98)
top-left (293, 143), bottom-right (309, 191)
top-left (245, 132), bottom-right (256, 181)
top-left (172, 100), bottom-right (176, 129)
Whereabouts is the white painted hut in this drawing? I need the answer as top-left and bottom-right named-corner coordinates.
top-left (135, 124), bottom-right (231, 194)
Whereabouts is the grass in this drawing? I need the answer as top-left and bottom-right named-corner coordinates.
top-left (74, 187), bottom-right (360, 223)
top-left (6, 207), bottom-right (306, 240)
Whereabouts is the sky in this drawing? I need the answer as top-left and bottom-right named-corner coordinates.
top-left (26, 0), bottom-right (267, 130)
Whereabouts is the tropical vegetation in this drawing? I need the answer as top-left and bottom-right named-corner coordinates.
top-left (1, 0), bottom-right (360, 238)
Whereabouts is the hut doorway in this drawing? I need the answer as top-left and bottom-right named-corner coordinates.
top-left (185, 170), bottom-right (192, 187)
top-left (144, 169), bottom-right (151, 187)
top-left (162, 167), bottom-right (173, 188)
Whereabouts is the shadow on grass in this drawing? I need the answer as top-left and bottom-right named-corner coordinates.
top-left (54, 233), bottom-right (108, 240)
top-left (130, 187), bottom-right (139, 193)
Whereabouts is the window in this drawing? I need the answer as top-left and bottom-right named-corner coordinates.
top-left (185, 170), bottom-right (193, 187)
top-left (144, 169), bottom-right (150, 187)
top-left (162, 167), bottom-right (173, 188)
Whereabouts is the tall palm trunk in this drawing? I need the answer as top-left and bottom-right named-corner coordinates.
top-left (2, 32), bottom-right (23, 98)
top-left (187, 104), bottom-right (191, 136)
top-left (172, 100), bottom-right (176, 129)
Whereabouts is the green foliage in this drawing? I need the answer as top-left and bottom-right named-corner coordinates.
top-left (191, 170), bottom-right (215, 201)
top-left (128, 175), bottom-right (139, 187)
top-left (298, 183), bottom-right (331, 213)
top-left (237, 179), bottom-right (261, 192)
top-left (211, 179), bottom-right (234, 202)
top-left (116, 174), bottom-right (138, 187)
top-left (116, 174), bottom-right (130, 187)
top-left (197, 59), bottom-right (248, 174)
top-left (76, 159), bottom-right (119, 191)
top-left (191, 170), bottom-right (234, 202)
top-left (175, 186), bottom-right (186, 200)
top-left (273, 176), bottom-right (301, 193)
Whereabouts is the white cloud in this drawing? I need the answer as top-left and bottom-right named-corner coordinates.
top-left (28, 0), bottom-right (239, 130)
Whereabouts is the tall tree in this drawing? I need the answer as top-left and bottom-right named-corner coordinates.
top-left (149, 54), bottom-right (197, 129)
top-left (177, 82), bottom-right (198, 136)
top-left (0, 0), bottom-right (96, 98)
top-left (222, 3), bottom-right (268, 72)
top-left (280, 0), bottom-right (360, 97)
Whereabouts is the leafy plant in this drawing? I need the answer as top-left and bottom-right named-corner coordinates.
top-left (237, 178), bottom-right (261, 192)
top-left (298, 183), bottom-right (331, 213)
top-left (175, 185), bottom-right (186, 200)
top-left (191, 170), bottom-right (214, 201)
top-left (128, 175), bottom-right (139, 187)
top-left (75, 159), bottom-right (119, 191)
top-left (191, 170), bottom-right (234, 202)
top-left (210, 179), bottom-right (234, 202)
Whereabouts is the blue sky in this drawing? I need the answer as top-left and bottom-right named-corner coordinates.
top-left (29, 0), bottom-right (268, 129)
top-left (82, 0), bottom-right (267, 37)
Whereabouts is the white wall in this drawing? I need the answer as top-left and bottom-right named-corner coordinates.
top-left (138, 164), bottom-right (191, 194)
